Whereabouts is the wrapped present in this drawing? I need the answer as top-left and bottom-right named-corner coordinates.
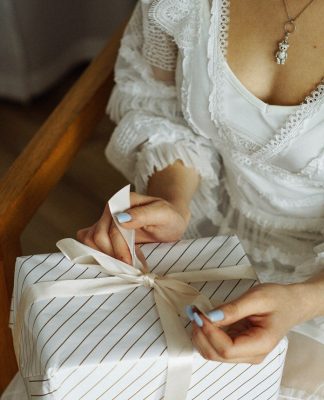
top-left (10, 187), bottom-right (288, 400)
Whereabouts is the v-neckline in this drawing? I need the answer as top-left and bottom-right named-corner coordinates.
top-left (208, 0), bottom-right (324, 161)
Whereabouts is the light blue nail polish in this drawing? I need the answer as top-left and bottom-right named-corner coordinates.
top-left (185, 305), bottom-right (195, 321)
top-left (206, 309), bottom-right (225, 322)
top-left (193, 312), bottom-right (204, 328)
top-left (116, 212), bottom-right (132, 223)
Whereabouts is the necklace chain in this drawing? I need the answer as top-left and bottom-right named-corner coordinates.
top-left (283, 0), bottom-right (316, 22)
top-left (275, 0), bottom-right (317, 64)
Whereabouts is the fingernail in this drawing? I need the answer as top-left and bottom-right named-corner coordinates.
top-left (116, 212), bottom-right (132, 223)
top-left (206, 309), bottom-right (225, 322)
top-left (185, 305), bottom-right (195, 321)
top-left (193, 312), bottom-right (204, 328)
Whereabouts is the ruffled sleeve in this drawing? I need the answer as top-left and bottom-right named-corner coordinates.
top-left (105, 0), bottom-right (221, 236)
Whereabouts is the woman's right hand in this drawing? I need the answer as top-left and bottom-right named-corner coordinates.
top-left (76, 192), bottom-right (191, 265)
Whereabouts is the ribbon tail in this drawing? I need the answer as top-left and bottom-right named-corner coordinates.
top-left (154, 289), bottom-right (193, 400)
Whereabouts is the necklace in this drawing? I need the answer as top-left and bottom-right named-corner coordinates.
top-left (275, 0), bottom-right (316, 65)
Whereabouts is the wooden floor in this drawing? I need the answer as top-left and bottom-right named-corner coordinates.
top-left (0, 65), bottom-right (127, 256)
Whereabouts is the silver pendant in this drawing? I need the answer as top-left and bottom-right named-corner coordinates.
top-left (275, 20), bottom-right (295, 65)
top-left (275, 35), bottom-right (290, 65)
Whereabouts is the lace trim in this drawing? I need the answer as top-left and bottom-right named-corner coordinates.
top-left (299, 147), bottom-right (324, 181)
top-left (231, 151), bottom-right (324, 189)
top-left (217, 204), bottom-right (324, 280)
top-left (234, 175), bottom-right (324, 208)
top-left (240, 238), bottom-right (313, 267)
top-left (142, 1), bottom-right (178, 71)
top-left (135, 139), bottom-right (219, 190)
top-left (178, 47), bottom-right (213, 140)
top-left (224, 179), bottom-right (324, 232)
top-left (106, 107), bottom-right (215, 182)
top-left (148, 0), bottom-right (201, 48)
top-left (238, 203), bottom-right (324, 232)
top-left (116, 38), bottom-right (177, 93)
top-left (158, 5), bottom-right (212, 141)
top-left (107, 83), bottom-right (180, 125)
top-left (208, 0), bottom-right (260, 155)
top-left (237, 199), bottom-right (324, 232)
top-left (218, 0), bottom-right (230, 57)
top-left (208, 0), bottom-right (227, 126)
top-left (107, 20), bottom-right (182, 124)
top-left (212, 126), bottom-right (261, 154)
top-left (105, 111), bottom-right (150, 182)
top-left (252, 83), bottom-right (324, 161)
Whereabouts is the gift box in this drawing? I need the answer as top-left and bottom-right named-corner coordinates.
top-left (9, 188), bottom-right (288, 400)
top-left (9, 234), bottom-right (287, 400)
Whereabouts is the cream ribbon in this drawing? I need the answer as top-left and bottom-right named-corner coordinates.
top-left (13, 186), bottom-right (257, 399)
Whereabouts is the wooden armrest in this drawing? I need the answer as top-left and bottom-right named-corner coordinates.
top-left (0, 18), bottom-right (128, 393)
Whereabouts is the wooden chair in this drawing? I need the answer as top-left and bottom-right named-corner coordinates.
top-left (0, 19), bottom-right (128, 394)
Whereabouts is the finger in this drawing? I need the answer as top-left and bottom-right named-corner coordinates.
top-left (81, 228), bottom-right (102, 252)
top-left (76, 227), bottom-right (90, 242)
top-left (109, 220), bottom-right (132, 264)
top-left (115, 203), bottom-right (162, 230)
top-left (129, 192), bottom-right (160, 207)
top-left (92, 220), bottom-right (114, 256)
top-left (192, 324), bottom-right (219, 361)
top-left (192, 324), bottom-right (264, 364)
top-left (114, 196), bottom-right (187, 243)
top-left (200, 315), bottom-right (276, 360)
top-left (207, 288), bottom-right (269, 328)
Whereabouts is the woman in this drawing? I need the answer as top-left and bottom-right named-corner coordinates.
top-left (77, 0), bottom-right (324, 398)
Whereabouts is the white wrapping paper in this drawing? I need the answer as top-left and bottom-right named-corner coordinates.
top-left (9, 235), bottom-right (287, 399)
top-left (8, 187), bottom-right (288, 399)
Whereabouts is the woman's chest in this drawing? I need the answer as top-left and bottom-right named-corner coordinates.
top-left (177, 0), bottom-right (324, 177)
top-left (226, 0), bottom-right (324, 106)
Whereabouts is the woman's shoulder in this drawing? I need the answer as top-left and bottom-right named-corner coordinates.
top-left (145, 0), bottom-right (203, 48)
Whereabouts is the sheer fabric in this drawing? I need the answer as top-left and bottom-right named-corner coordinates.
top-left (105, 1), bottom-right (324, 398)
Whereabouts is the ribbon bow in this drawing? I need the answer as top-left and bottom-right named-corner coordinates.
top-left (13, 186), bottom-right (257, 399)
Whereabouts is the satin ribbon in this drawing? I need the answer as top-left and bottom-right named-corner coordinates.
top-left (13, 186), bottom-right (257, 399)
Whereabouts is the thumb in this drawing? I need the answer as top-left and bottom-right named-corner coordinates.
top-left (206, 290), bottom-right (266, 326)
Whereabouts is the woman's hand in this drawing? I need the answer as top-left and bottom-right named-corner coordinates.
top-left (77, 192), bottom-right (191, 264)
top-left (190, 282), bottom-right (312, 364)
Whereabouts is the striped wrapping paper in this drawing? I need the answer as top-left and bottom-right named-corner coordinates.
top-left (10, 235), bottom-right (288, 400)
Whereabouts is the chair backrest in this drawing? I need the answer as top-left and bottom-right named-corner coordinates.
top-left (0, 19), bottom-right (128, 393)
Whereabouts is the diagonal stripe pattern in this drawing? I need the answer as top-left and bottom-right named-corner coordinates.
top-left (11, 235), bottom-right (287, 399)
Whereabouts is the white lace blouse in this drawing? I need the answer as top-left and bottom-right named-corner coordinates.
top-left (105, 0), bottom-right (324, 344)
top-left (105, 1), bottom-right (324, 397)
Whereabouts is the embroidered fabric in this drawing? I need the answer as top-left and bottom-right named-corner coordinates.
top-left (142, 1), bottom-right (178, 71)
top-left (148, 0), bottom-right (201, 49)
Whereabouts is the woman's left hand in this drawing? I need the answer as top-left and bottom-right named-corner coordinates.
top-left (191, 282), bottom-right (313, 364)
